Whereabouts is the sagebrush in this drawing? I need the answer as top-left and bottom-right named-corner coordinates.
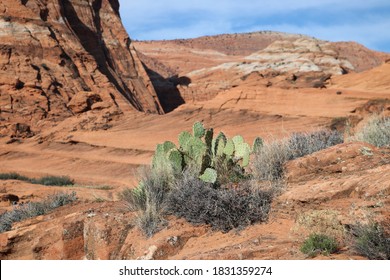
top-left (253, 129), bottom-right (343, 183)
top-left (166, 172), bottom-right (272, 232)
top-left (0, 192), bottom-right (77, 233)
top-left (354, 116), bottom-right (390, 147)
top-left (349, 222), bottom-right (390, 260)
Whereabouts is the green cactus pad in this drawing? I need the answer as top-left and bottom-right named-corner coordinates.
top-left (204, 128), bottom-right (214, 149)
top-left (213, 132), bottom-right (226, 156)
top-left (235, 142), bottom-right (251, 167)
top-left (184, 136), bottom-right (207, 167)
top-left (193, 121), bottom-right (206, 138)
top-left (232, 135), bottom-right (244, 147)
top-left (212, 138), bottom-right (217, 156)
top-left (224, 139), bottom-right (235, 156)
top-left (215, 137), bottom-right (226, 156)
top-left (199, 168), bottom-right (217, 183)
top-left (215, 132), bottom-right (227, 144)
top-left (168, 149), bottom-right (183, 174)
top-left (235, 142), bottom-right (251, 157)
top-left (179, 131), bottom-right (192, 149)
top-left (241, 153), bottom-right (250, 167)
top-left (252, 137), bottom-right (264, 153)
top-left (152, 143), bottom-right (165, 168)
top-left (162, 141), bottom-right (176, 153)
top-left (154, 143), bottom-right (165, 156)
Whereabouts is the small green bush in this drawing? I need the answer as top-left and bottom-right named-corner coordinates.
top-left (0, 173), bottom-right (74, 186)
top-left (0, 192), bottom-right (77, 233)
top-left (0, 172), bottom-right (30, 181)
top-left (349, 222), bottom-right (390, 260)
top-left (300, 233), bottom-right (339, 257)
top-left (354, 116), bottom-right (390, 147)
top-left (30, 176), bottom-right (74, 186)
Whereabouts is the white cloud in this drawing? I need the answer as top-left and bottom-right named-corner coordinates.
top-left (248, 17), bottom-right (390, 51)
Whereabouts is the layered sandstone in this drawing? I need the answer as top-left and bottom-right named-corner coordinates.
top-left (135, 32), bottom-right (390, 106)
top-left (0, 0), bottom-right (163, 137)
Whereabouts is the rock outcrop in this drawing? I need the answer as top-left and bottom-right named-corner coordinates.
top-left (135, 32), bottom-right (390, 107)
top-left (0, 0), bottom-right (163, 137)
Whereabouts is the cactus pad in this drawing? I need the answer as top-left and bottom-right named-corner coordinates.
top-left (179, 131), bottom-right (192, 149)
top-left (232, 135), bottom-right (244, 147)
top-left (199, 168), bottom-right (217, 183)
top-left (193, 121), bottom-right (206, 138)
top-left (168, 149), bottom-right (183, 174)
top-left (224, 139), bottom-right (235, 156)
top-left (252, 137), bottom-right (263, 153)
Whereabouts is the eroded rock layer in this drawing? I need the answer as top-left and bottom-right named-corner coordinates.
top-left (0, 0), bottom-right (163, 137)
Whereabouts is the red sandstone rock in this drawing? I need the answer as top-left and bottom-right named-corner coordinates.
top-left (0, 0), bottom-right (163, 137)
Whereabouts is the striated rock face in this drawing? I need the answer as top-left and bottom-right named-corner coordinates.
top-left (135, 32), bottom-right (390, 107)
top-left (0, 0), bottom-right (163, 137)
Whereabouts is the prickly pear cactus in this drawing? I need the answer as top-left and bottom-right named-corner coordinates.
top-left (193, 121), bottom-right (206, 138)
top-left (152, 141), bottom-right (177, 169)
top-left (168, 149), bottom-right (183, 174)
top-left (148, 121), bottom-right (263, 187)
top-left (232, 135), bottom-right (244, 147)
top-left (199, 168), bottom-right (217, 183)
top-left (235, 142), bottom-right (251, 167)
top-left (179, 131), bottom-right (192, 149)
top-left (182, 136), bottom-right (207, 168)
top-left (252, 137), bottom-right (263, 153)
top-left (224, 139), bottom-right (235, 157)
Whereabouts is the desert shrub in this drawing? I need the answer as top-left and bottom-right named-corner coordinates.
top-left (0, 172), bottom-right (30, 181)
top-left (30, 176), bottom-right (74, 186)
top-left (253, 129), bottom-right (343, 183)
top-left (252, 139), bottom-right (292, 182)
top-left (354, 116), bottom-right (390, 147)
top-left (0, 192), bottom-right (77, 233)
top-left (166, 173), bottom-right (272, 232)
top-left (294, 210), bottom-right (345, 243)
top-left (121, 167), bottom-right (170, 237)
top-left (288, 130), bottom-right (344, 159)
top-left (349, 222), bottom-right (390, 260)
top-left (300, 233), bottom-right (339, 257)
top-left (0, 173), bottom-right (74, 186)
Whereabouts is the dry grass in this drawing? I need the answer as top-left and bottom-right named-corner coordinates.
top-left (253, 129), bottom-right (343, 184)
top-left (354, 116), bottom-right (390, 147)
top-left (120, 167), bottom-right (170, 237)
top-left (294, 210), bottom-right (346, 243)
top-left (0, 192), bottom-right (77, 233)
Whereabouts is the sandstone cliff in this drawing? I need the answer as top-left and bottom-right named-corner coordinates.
top-left (0, 0), bottom-right (163, 137)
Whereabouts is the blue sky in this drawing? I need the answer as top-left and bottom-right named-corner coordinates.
top-left (119, 0), bottom-right (390, 53)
